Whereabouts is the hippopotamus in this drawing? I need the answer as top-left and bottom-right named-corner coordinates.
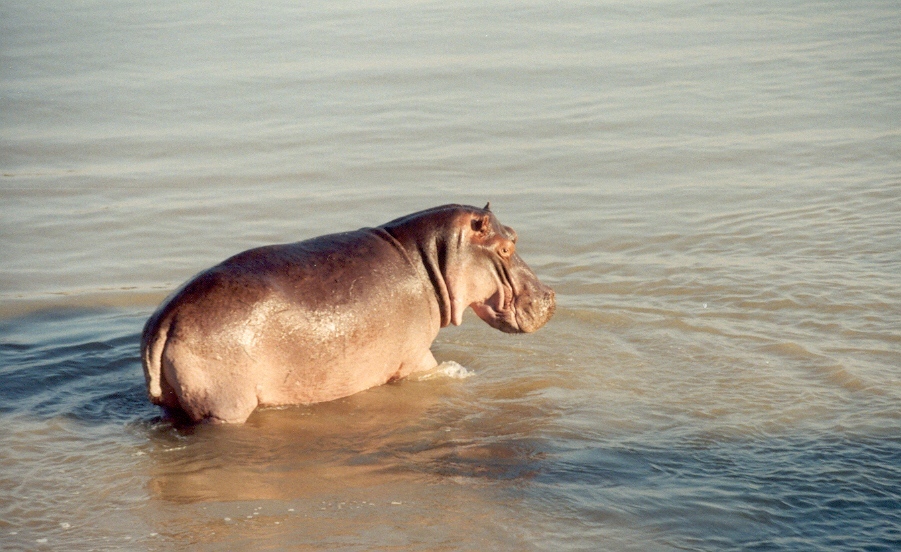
top-left (141, 203), bottom-right (555, 423)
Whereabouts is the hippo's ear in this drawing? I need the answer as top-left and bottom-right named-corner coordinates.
top-left (470, 213), bottom-right (491, 240)
top-left (483, 202), bottom-right (491, 212)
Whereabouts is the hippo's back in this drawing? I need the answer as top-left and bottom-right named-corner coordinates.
top-left (140, 228), bottom-right (436, 422)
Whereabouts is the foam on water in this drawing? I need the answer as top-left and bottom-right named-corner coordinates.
top-left (411, 361), bottom-right (475, 382)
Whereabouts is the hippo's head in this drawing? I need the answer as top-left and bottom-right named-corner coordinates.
top-left (447, 204), bottom-right (555, 333)
top-left (385, 203), bottom-right (555, 334)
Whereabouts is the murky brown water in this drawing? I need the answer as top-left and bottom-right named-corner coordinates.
top-left (2, 1), bottom-right (899, 550)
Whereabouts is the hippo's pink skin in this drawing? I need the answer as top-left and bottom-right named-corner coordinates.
top-left (141, 204), bottom-right (555, 423)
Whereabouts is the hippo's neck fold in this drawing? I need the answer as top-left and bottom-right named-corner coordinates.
top-left (417, 237), bottom-right (454, 328)
top-left (376, 226), bottom-right (454, 329)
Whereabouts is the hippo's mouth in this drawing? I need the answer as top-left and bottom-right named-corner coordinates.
top-left (472, 282), bottom-right (556, 334)
top-left (471, 284), bottom-right (521, 333)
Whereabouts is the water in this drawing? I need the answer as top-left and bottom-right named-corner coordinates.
top-left (2, 0), bottom-right (899, 549)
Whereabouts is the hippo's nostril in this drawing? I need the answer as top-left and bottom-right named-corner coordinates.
top-left (513, 284), bottom-right (555, 333)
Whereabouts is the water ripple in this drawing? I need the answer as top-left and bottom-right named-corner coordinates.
top-left (533, 433), bottom-right (901, 551)
top-left (0, 308), bottom-right (153, 423)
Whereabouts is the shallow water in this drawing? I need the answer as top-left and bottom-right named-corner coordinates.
top-left (2, 0), bottom-right (900, 550)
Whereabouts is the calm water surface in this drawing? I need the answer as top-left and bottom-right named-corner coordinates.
top-left (2, 1), bottom-right (899, 550)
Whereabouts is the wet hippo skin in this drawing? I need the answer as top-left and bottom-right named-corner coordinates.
top-left (141, 204), bottom-right (555, 423)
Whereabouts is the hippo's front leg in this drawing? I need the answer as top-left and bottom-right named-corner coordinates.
top-left (390, 349), bottom-right (438, 382)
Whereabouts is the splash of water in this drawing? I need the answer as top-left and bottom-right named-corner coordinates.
top-left (411, 361), bottom-right (474, 381)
